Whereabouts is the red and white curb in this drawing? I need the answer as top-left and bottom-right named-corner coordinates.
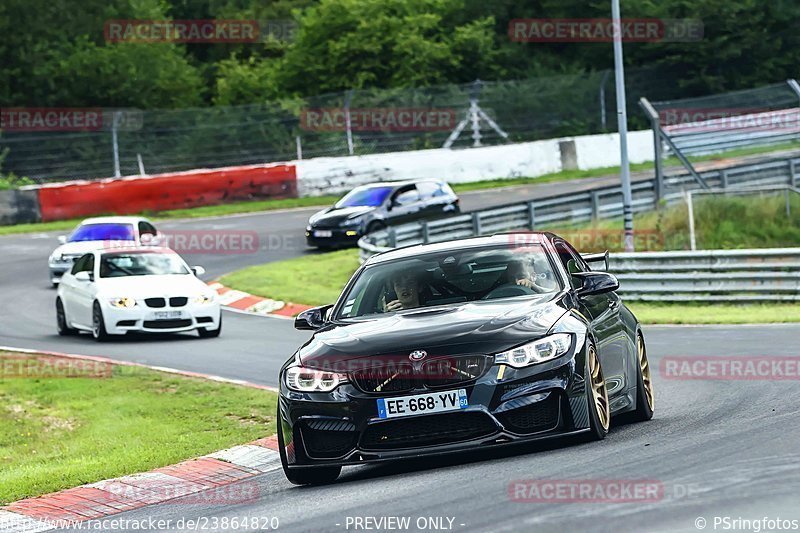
top-left (209, 282), bottom-right (312, 319)
top-left (0, 350), bottom-right (281, 533)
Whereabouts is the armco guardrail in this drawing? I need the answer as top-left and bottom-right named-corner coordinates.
top-left (359, 154), bottom-right (800, 258)
top-left (609, 248), bottom-right (800, 302)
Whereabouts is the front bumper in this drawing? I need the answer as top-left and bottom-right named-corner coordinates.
top-left (278, 351), bottom-right (591, 468)
top-left (99, 301), bottom-right (221, 335)
top-left (305, 227), bottom-right (362, 248)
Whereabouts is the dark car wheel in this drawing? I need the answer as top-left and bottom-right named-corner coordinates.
top-left (56, 298), bottom-right (77, 336)
top-left (92, 301), bottom-right (110, 342)
top-left (198, 316), bottom-right (222, 338)
top-left (278, 408), bottom-right (341, 485)
top-left (627, 331), bottom-right (655, 422)
top-left (585, 341), bottom-right (610, 440)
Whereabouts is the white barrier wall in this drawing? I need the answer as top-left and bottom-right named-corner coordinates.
top-left (296, 129), bottom-right (654, 196)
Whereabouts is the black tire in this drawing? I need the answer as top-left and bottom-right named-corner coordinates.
top-left (585, 341), bottom-right (610, 441)
top-left (92, 301), bottom-right (110, 342)
top-left (278, 407), bottom-right (341, 485)
top-left (56, 298), bottom-right (77, 336)
top-left (628, 331), bottom-right (655, 422)
top-left (198, 316), bottom-right (222, 338)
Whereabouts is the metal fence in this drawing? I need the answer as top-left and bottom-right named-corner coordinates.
top-left (0, 66), bottom-right (686, 183)
top-left (359, 154), bottom-right (800, 261)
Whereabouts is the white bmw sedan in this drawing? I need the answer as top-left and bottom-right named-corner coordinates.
top-left (56, 247), bottom-right (221, 341)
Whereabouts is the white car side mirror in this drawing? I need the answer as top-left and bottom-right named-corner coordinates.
top-left (57, 235), bottom-right (67, 244)
top-left (75, 271), bottom-right (94, 282)
top-left (191, 266), bottom-right (206, 276)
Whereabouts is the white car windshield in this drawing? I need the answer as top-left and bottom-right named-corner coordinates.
top-left (337, 244), bottom-right (560, 319)
top-left (100, 252), bottom-right (189, 278)
top-left (69, 223), bottom-right (135, 242)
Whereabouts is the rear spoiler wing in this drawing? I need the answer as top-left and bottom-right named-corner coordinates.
top-left (581, 250), bottom-right (609, 271)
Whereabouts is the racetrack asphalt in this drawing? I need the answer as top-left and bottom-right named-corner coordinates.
top-left (2, 179), bottom-right (799, 532)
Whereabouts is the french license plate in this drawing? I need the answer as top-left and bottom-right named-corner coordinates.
top-left (313, 230), bottom-right (333, 238)
top-left (154, 311), bottom-right (182, 320)
top-left (377, 389), bottom-right (468, 419)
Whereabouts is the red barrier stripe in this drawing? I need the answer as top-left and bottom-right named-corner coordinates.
top-left (36, 163), bottom-right (297, 222)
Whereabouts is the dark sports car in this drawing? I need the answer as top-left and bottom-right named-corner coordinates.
top-left (278, 232), bottom-right (654, 485)
top-left (305, 180), bottom-right (459, 248)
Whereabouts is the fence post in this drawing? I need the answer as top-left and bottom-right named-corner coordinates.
top-left (388, 227), bottom-right (397, 248)
top-left (720, 169), bottom-right (728, 189)
top-left (471, 212), bottom-right (482, 236)
top-left (422, 222), bottom-right (430, 244)
top-left (296, 135), bottom-right (303, 160)
top-left (136, 153), bottom-right (145, 175)
top-left (344, 89), bottom-right (354, 156)
top-left (591, 191), bottom-right (600, 221)
top-left (111, 111), bottom-right (121, 178)
top-left (789, 159), bottom-right (797, 188)
top-left (527, 202), bottom-right (536, 230)
top-left (639, 97), bottom-right (664, 203)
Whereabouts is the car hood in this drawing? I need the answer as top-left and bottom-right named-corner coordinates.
top-left (297, 295), bottom-right (570, 368)
top-left (309, 206), bottom-right (375, 226)
top-left (51, 240), bottom-right (132, 258)
top-left (96, 274), bottom-right (211, 298)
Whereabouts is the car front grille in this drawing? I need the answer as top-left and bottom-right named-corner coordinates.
top-left (142, 319), bottom-right (193, 329)
top-left (360, 411), bottom-right (498, 450)
top-left (300, 419), bottom-right (358, 459)
top-left (169, 297), bottom-right (188, 307)
top-left (145, 298), bottom-right (166, 308)
top-left (350, 356), bottom-right (490, 394)
top-left (495, 394), bottom-right (560, 434)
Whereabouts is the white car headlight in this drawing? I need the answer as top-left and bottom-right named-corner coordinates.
top-left (108, 297), bottom-right (137, 308)
top-left (494, 333), bottom-right (572, 368)
top-left (194, 293), bottom-right (215, 304)
top-left (285, 365), bottom-right (348, 392)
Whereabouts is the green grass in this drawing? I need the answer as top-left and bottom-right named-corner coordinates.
top-left (546, 192), bottom-right (800, 252)
top-left (628, 303), bottom-right (800, 324)
top-left (0, 352), bottom-right (278, 504)
top-left (220, 248), bottom-right (361, 306)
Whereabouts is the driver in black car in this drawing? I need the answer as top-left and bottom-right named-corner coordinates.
top-left (506, 259), bottom-right (554, 293)
top-left (384, 271), bottom-right (424, 312)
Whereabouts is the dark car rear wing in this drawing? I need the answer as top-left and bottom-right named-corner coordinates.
top-left (581, 250), bottom-right (609, 271)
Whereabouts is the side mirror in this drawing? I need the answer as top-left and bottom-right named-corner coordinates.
top-left (294, 304), bottom-right (333, 330)
top-left (191, 266), bottom-right (206, 277)
top-left (75, 271), bottom-right (94, 282)
top-left (573, 271), bottom-right (619, 297)
top-left (57, 235), bottom-right (67, 244)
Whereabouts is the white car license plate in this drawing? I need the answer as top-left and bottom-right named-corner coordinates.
top-left (154, 311), bottom-right (182, 320)
top-left (314, 230), bottom-right (333, 238)
top-left (377, 389), bottom-right (468, 419)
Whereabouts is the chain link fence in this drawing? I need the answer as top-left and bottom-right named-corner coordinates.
top-left (1, 66), bottom-right (689, 184)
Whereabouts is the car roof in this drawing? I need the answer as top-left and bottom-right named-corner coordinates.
top-left (356, 179), bottom-right (446, 189)
top-left (96, 246), bottom-right (176, 256)
top-left (364, 232), bottom-right (557, 265)
top-left (79, 216), bottom-right (148, 225)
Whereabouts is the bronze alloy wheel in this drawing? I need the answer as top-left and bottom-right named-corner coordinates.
top-left (588, 345), bottom-right (610, 431)
top-left (638, 334), bottom-right (654, 411)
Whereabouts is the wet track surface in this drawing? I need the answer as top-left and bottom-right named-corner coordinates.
top-left (1, 183), bottom-right (799, 532)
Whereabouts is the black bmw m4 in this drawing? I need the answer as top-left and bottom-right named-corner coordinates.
top-left (278, 233), bottom-right (654, 485)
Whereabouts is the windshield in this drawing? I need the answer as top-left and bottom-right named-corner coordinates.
top-left (337, 244), bottom-right (560, 319)
top-left (99, 252), bottom-right (189, 278)
top-left (69, 223), bottom-right (135, 243)
top-left (335, 186), bottom-right (393, 208)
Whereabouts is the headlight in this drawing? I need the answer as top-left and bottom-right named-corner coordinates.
top-left (341, 217), bottom-right (362, 227)
top-left (285, 365), bottom-right (348, 392)
top-left (494, 333), bottom-right (572, 368)
top-left (108, 297), bottom-right (136, 308)
top-left (194, 294), bottom-right (215, 304)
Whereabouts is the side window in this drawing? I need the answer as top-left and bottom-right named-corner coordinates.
top-left (553, 241), bottom-right (587, 288)
top-left (86, 254), bottom-right (95, 275)
top-left (392, 186), bottom-right (420, 206)
top-left (70, 254), bottom-right (91, 275)
top-left (138, 221), bottom-right (157, 236)
top-left (416, 181), bottom-right (441, 200)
